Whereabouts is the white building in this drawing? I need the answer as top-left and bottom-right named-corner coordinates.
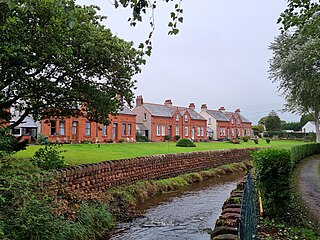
top-left (302, 121), bottom-right (317, 133)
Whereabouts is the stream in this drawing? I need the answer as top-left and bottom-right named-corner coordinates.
top-left (110, 171), bottom-right (245, 240)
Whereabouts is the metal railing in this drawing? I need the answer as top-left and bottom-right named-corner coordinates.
top-left (239, 171), bottom-right (257, 240)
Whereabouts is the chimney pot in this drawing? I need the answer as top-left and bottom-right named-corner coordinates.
top-left (201, 104), bottom-right (207, 112)
top-left (164, 99), bottom-right (173, 107)
top-left (235, 108), bottom-right (241, 113)
top-left (189, 103), bottom-right (195, 109)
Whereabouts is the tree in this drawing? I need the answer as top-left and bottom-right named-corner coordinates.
top-left (258, 116), bottom-right (269, 126)
top-left (269, 2), bottom-right (320, 141)
top-left (252, 125), bottom-right (265, 136)
top-left (265, 111), bottom-right (282, 131)
top-left (0, 0), bottom-right (144, 129)
top-left (300, 114), bottom-right (314, 127)
top-left (281, 121), bottom-right (302, 131)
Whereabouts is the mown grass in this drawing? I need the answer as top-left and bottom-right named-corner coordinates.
top-left (12, 140), bottom-right (306, 165)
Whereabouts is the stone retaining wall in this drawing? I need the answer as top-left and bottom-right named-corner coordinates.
top-left (211, 177), bottom-right (246, 239)
top-left (52, 148), bottom-right (257, 196)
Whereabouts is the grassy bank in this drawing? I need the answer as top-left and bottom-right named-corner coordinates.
top-left (0, 158), bottom-right (252, 239)
top-left (13, 140), bottom-right (304, 165)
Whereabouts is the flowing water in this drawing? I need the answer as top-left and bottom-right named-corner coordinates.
top-left (110, 171), bottom-right (245, 240)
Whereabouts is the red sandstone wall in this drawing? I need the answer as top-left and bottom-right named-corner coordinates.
top-left (53, 148), bottom-right (257, 195)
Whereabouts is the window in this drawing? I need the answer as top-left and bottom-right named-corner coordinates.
top-left (50, 120), bottom-right (56, 135)
top-left (85, 122), bottom-right (91, 136)
top-left (201, 127), bottom-right (204, 136)
top-left (122, 123), bottom-right (126, 136)
top-left (185, 126), bottom-right (189, 137)
top-left (72, 121), bottom-right (78, 135)
top-left (197, 127), bottom-right (201, 136)
top-left (232, 128), bottom-right (234, 136)
top-left (59, 121), bottom-right (65, 135)
top-left (231, 118), bottom-right (234, 124)
top-left (176, 125), bottom-right (179, 135)
top-left (128, 124), bottom-right (131, 135)
top-left (220, 128), bottom-right (224, 136)
top-left (208, 118), bottom-right (211, 125)
top-left (184, 114), bottom-right (188, 122)
top-left (144, 113), bottom-right (147, 121)
top-left (102, 124), bottom-right (107, 136)
top-left (156, 125), bottom-right (161, 136)
top-left (176, 114), bottom-right (179, 121)
top-left (237, 128), bottom-right (240, 136)
top-left (12, 128), bottom-right (20, 136)
top-left (161, 125), bottom-right (165, 136)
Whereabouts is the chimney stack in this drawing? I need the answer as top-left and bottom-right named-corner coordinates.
top-left (201, 104), bottom-right (207, 112)
top-left (219, 106), bottom-right (226, 113)
top-left (136, 95), bottom-right (143, 107)
top-left (235, 108), bottom-right (241, 113)
top-left (164, 99), bottom-right (173, 107)
top-left (189, 103), bottom-right (195, 109)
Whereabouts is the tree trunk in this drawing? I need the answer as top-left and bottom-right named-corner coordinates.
top-left (315, 110), bottom-right (320, 142)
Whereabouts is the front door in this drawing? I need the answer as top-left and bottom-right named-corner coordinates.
top-left (72, 121), bottom-right (79, 143)
top-left (112, 123), bottom-right (118, 140)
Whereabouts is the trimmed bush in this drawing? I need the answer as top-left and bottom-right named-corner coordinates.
top-left (136, 135), bottom-right (148, 142)
top-left (254, 139), bottom-right (259, 144)
top-left (37, 133), bottom-right (48, 145)
top-left (176, 138), bottom-right (196, 147)
top-left (174, 135), bottom-right (181, 141)
top-left (252, 148), bottom-right (292, 219)
top-left (242, 136), bottom-right (249, 142)
top-left (291, 143), bottom-right (320, 165)
top-left (266, 138), bottom-right (271, 144)
top-left (164, 135), bottom-right (171, 141)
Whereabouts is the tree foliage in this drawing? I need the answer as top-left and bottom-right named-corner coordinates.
top-left (0, 0), bottom-right (144, 129)
top-left (270, 0), bottom-right (320, 141)
top-left (265, 111), bottom-right (282, 131)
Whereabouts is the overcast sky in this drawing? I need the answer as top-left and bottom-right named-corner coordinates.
top-left (77, 0), bottom-right (300, 125)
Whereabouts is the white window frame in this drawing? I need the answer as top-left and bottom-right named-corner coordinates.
top-left (185, 126), bottom-right (189, 137)
top-left (102, 124), bottom-right (107, 136)
top-left (176, 114), bottom-right (179, 121)
top-left (208, 118), bottom-right (211, 125)
top-left (161, 125), bottom-right (165, 136)
top-left (156, 125), bottom-right (161, 136)
top-left (201, 127), bottom-right (204, 136)
top-left (176, 125), bottom-right (179, 136)
top-left (85, 122), bottom-right (91, 136)
top-left (197, 127), bottom-right (201, 136)
top-left (184, 114), bottom-right (188, 122)
top-left (59, 121), bottom-right (65, 135)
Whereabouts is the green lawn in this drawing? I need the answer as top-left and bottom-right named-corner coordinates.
top-left (13, 140), bottom-right (306, 166)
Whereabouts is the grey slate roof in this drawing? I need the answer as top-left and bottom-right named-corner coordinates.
top-left (235, 113), bottom-right (251, 123)
top-left (136, 123), bottom-right (148, 131)
top-left (207, 110), bottom-right (230, 122)
top-left (118, 105), bottom-right (135, 115)
top-left (185, 109), bottom-right (206, 121)
top-left (143, 103), bottom-right (175, 117)
top-left (11, 116), bottom-right (37, 128)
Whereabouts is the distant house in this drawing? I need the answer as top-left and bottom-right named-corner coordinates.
top-left (200, 105), bottom-right (252, 140)
top-left (11, 115), bottom-right (37, 143)
top-left (302, 121), bottom-right (317, 133)
top-left (40, 106), bottom-right (136, 143)
top-left (133, 96), bottom-right (207, 142)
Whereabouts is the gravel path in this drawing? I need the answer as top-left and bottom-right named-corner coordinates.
top-left (299, 156), bottom-right (320, 224)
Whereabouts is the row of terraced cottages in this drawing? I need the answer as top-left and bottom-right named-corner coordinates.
top-left (11, 96), bottom-right (253, 143)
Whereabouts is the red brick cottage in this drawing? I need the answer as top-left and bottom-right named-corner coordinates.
top-left (200, 105), bottom-right (252, 140)
top-left (133, 96), bottom-right (207, 142)
top-left (39, 106), bottom-right (136, 143)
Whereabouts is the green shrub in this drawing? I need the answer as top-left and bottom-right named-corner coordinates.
top-left (82, 140), bottom-right (91, 144)
top-left (176, 138), bottom-right (196, 147)
top-left (164, 135), bottom-right (171, 141)
top-left (117, 138), bottom-right (125, 143)
top-left (136, 135), bottom-right (148, 142)
top-left (242, 136), bottom-right (249, 142)
top-left (291, 143), bottom-right (320, 165)
top-left (37, 133), bottom-right (48, 145)
top-left (304, 133), bottom-right (316, 142)
top-left (254, 139), bottom-right (259, 144)
top-left (228, 139), bottom-right (233, 143)
top-left (174, 135), bottom-right (180, 141)
top-left (31, 144), bottom-right (67, 170)
top-left (252, 148), bottom-right (292, 219)
top-left (266, 138), bottom-right (271, 144)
